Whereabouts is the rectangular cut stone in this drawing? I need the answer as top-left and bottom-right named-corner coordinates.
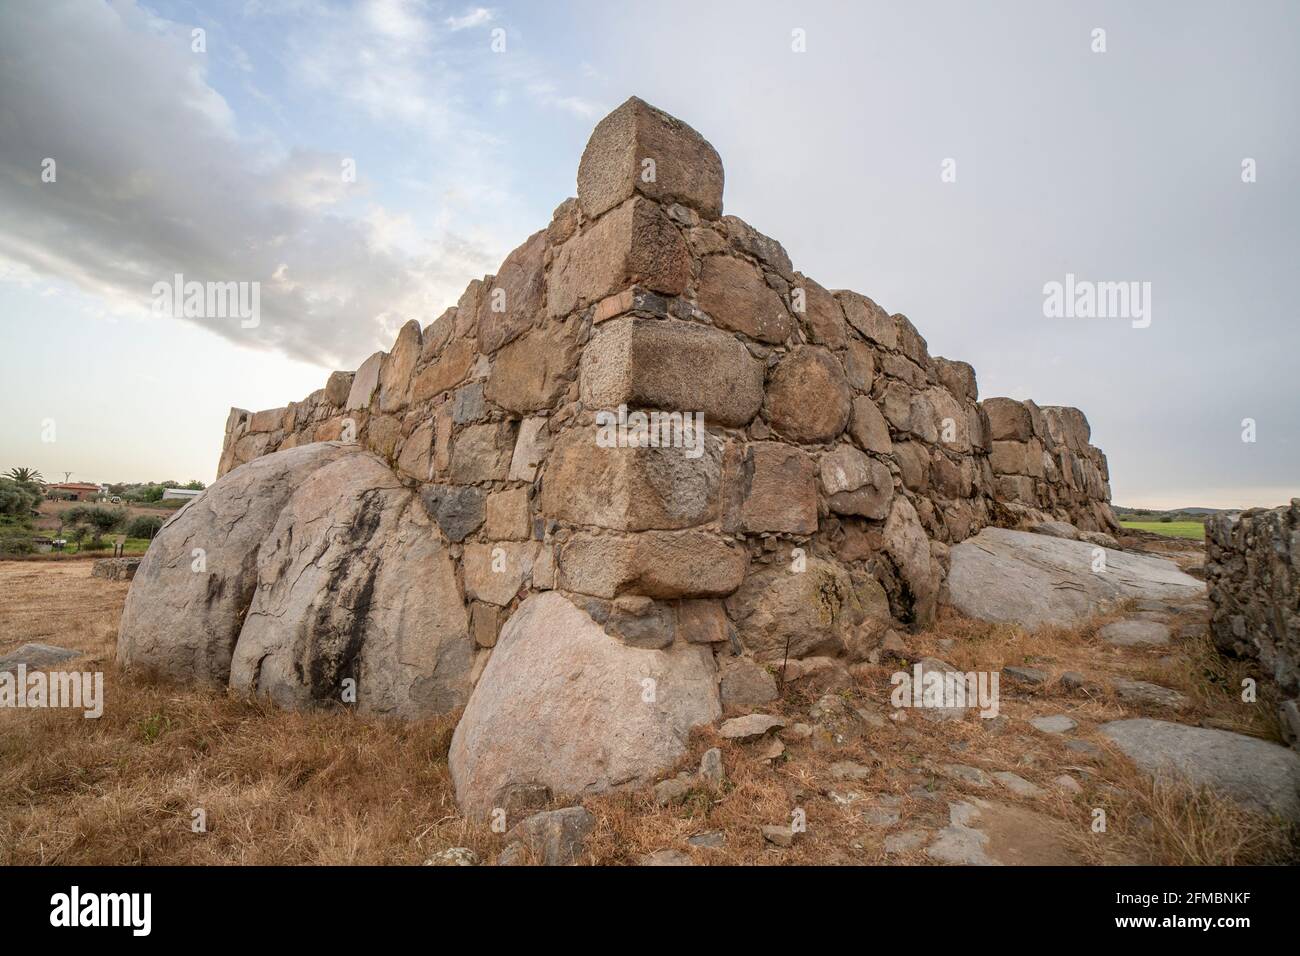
top-left (995, 474), bottom-right (1037, 504)
top-left (432, 403), bottom-right (454, 476)
top-left (366, 414), bottom-right (401, 459)
top-left (470, 602), bottom-right (502, 648)
top-left (450, 422), bottom-right (515, 484)
top-left (325, 370), bottom-right (354, 407)
top-left (249, 407), bottom-right (286, 434)
top-left (540, 426), bottom-right (721, 532)
top-left (741, 442), bottom-right (817, 534)
top-left (485, 487), bottom-right (532, 541)
top-left (546, 197), bottom-right (688, 319)
top-left (576, 96), bottom-right (725, 220)
top-left (557, 531), bottom-right (748, 599)
top-left (983, 397), bottom-right (1034, 442)
top-left (483, 316), bottom-right (583, 414)
top-left (678, 600), bottom-right (729, 644)
top-left (412, 338), bottom-right (476, 404)
top-left (579, 317), bottom-right (764, 428)
top-left (463, 541), bottom-right (542, 606)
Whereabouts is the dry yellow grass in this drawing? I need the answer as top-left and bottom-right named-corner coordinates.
top-left (1, 560), bottom-right (1294, 866)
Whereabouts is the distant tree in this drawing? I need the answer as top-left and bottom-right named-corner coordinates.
top-left (67, 526), bottom-right (87, 551)
top-left (128, 484), bottom-right (165, 503)
top-left (5, 467), bottom-right (44, 484)
top-left (183, 480), bottom-right (206, 491)
top-left (62, 505), bottom-right (125, 548)
top-left (0, 478), bottom-right (41, 516)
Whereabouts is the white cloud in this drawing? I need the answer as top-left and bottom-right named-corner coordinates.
top-left (0, 0), bottom-right (503, 370)
top-left (445, 7), bottom-right (492, 31)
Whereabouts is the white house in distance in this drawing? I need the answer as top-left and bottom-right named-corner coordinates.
top-left (161, 487), bottom-right (203, 501)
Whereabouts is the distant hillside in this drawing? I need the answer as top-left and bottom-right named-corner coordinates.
top-left (1114, 505), bottom-right (1229, 516)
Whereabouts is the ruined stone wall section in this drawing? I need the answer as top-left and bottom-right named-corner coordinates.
top-left (214, 97), bottom-right (1118, 668)
top-left (1207, 502), bottom-right (1300, 747)
top-left (980, 398), bottom-right (1118, 533)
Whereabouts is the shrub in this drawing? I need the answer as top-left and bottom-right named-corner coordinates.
top-left (126, 515), bottom-right (165, 539)
top-left (0, 525), bottom-right (35, 555)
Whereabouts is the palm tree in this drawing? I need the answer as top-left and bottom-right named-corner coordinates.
top-left (6, 467), bottom-right (44, 484)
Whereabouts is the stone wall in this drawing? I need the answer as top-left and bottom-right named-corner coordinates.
top-left (212, 95), bottom-right (1117, 659)
top-left (982, 398), bottom-right (1117, 534)
top-left (1207, 501), bottom-right (1300, 747)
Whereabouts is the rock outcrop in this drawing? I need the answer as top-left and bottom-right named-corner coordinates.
top-left (1206, 501), bottom-right (1300, 746)
top-left (121, 95), bottom-right (1128, 814)
top-left (119, 443), bottom-right (476, 719)
top-left (946, 527), bottom-right (1202, 627)
top-left (1100, 718), bottom-right (1300, 823)
top-left (449, 592), bottom-right (720, 817)
top-left (118, 442), bottom-right (362, 686)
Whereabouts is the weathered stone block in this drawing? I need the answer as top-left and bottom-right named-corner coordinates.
top-left (740, 442), bottom-right (818, 535)
top-left (765, 346), bottom-right (851, 443)
top-left (325, 370), bottom-right (354, 407)
top-left (557, 531), bottom-right (748, 599)
top-left (450, 422), bottom-right (515, 484)
top-left (720, 215), bottom-right (794, 278)
top-left (463, 541), bottom-right (543, 606)
top-left (470, 601), bottom-right (502, 648)
top-left (792, 274), bottom-right (847, 349)
top-left (540, 426), bottom-right (721, 532)
top-left (547, 197), bottom-right (689, 318)
top-left (476, 230), bottom-right (546, 354)
top-left (719, 655), bottom-right (779, 707)
top-left (379, 319), bottom-right (421, 413)
top-left (347, 351), bottom-right (384, 410)
top-left (848, 397), bottom-right (892, 455)
top-left (820, 444), bottom-right (893, 519)
top-left (983, 397), bottom-right (1034, 442)
top-left (366, 414), bottom-right (402, 459)
top-left (893, 314), bottom-right (929, 367)
top-left (396, 421), bottom-right (433, 481)
top-left (678, 600), bottom-right (729, 644)
top-left (842, 339), bottom-right (875, 393)
top-left (412, 338), bottom-right (475, 403)
top-left (485, 487), bottom-right (532, 541)
top-left (451, 382), bottom-right (486, 425)
top-left (697, 254), bottom-right (793, 345)
top-left (580, 316), bottom-right (764, 428)
top-left (883, 496), bottom-right (939, 626)
top-left (419, 484), bottom-right (486, 543)
top-left (935, 357), bottom-right (977, 403)
top-left (576, 96), bottom-right (724, 221)
top-left (484, 316), bottom-right (583, 414)
top-left (725, 559), bottom-right (869, 661)
top-left (509, 417), bottom-right (550, 483)
top-left (248, 406), bottom-right (286, 434)
top-left (836, 291), bottom-right (896, 349)
top-left (893, 440), bottom-right (931, 493)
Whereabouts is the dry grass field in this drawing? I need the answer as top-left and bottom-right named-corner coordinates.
top-left (0, 561), bottom-right (1294, 866)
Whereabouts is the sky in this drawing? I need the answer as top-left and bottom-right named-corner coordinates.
top-left (0, 0), bottom-right (1296, 509)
